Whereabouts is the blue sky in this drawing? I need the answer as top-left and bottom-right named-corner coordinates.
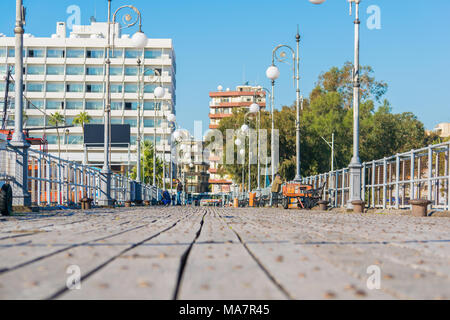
top-left (0, 0), bottom-right (449, 133)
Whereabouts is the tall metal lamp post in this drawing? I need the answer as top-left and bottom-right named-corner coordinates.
top-left (309, 0), bottom-right (363, 207)
top-left (136, 63), bottom-right (164, 188)
top-left (266, 28), bottom-right (301, 182)
top-left (10, 0), bottom-right (31, 206)
top-left (100, 0), bottom-right (148, 206)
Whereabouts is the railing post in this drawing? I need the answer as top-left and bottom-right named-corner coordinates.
top-left (428, 147), bottom-right (432, 208)
top-left (410, 150), bottom-right (415, 203)
top-left (341, 169), bottom-right (345, 207)
top-left (446, 145), bottom-right (450, 211)
top-left (37, 153), bottom-right (41, 206)
top-left (334, 170), bottom-right (338, 208)
top-left (371, 161), bottom-right (375, 208)
top-left (46, 155), bottom-right (51, 206)
top-left (383, 158), bottom-right (387, 209)
top-left (361, 162), bottom-right (366, 207)
top-left (395, 154), bottom-right (400, 209)
top-left (57, 157), bottom-right (62, 205)
top-left (436, 150), bottom-right (440, 207)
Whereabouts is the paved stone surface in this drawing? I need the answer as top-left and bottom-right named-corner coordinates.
top-left (0, 207), bottom-right (449, 300)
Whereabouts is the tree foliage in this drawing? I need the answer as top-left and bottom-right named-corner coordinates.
top-left (217, 62), bottom-right (431, 183)
top-left (130, 140), bottom-right (164, 186)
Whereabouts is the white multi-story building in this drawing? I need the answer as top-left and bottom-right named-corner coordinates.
top-left (0, 21), bottom-right (176, 173)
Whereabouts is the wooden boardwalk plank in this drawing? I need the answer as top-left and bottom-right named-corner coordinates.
top-left (59, 208), bottom-right (204, 300)
top-left (177, 210), bottom-right (287, 300)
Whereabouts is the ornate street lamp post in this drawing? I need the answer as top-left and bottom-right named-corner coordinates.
top-left (266, 28), bottom-right (301, 182)
top-left (309, 0), bottom-right (363, 207)
top-left (100, 0), bottom-right (148, 206)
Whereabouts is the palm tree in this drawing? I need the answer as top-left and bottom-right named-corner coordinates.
top-left (48, 112), bottom-right (65, 158)
top-left (131, 140), bottom-right (163, 184)
top-left (73, 112), bottom-right (92, 165)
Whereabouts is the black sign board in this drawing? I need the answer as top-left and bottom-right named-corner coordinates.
top-left (84, 124), bottom-right (131, 148)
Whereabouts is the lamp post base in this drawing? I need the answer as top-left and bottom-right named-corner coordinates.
top-left (347, 160), bottom-right (363, 210)
top-left (98, 168), bottom-right (113, 207)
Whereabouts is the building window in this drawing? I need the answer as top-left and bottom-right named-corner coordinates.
top-left (125, 49), bottom-right (142, 59)
top-left (27, 48), bottom-right (45, 58)
top-left (109, 49), bottom-right (123, 59)
top-left (86, 49), bottom-right (104, 59)
top-left (8, 48), bottom-right (15, 57)
top-left (124, 67), bottom-right (138, 76)
top-left (46, 83), bottom-right (65, 92)
top-left (46, 134), bottom-right (59, 145)
top-left (46, 100), bottom-right (64, 110)
top-left (123, 118), bottom-right (137, 127)
top-left (111, 101), bottom-right (123, 110)
top-left (46, 65), bottom-right (65, 75)
top-left (86, 83), bottom-right (104, 93)
top-left (124, 101), bottom-right (138, 110)
top-left (144, 68), bottom-right (162, 76)
top-left (110, 66), bottom-right (123, 76)
top-left (27, 100), bottom-right (44, 109)
top-left (0, 49), bottom-right (6, 57)
top-left (111, 118), bottom-right (123, 124)
top-left (144, 102), bottom-right (156, 110)
top-left (86, 66), bottom-right (104, 76)
top-left (26, 65), bottom-right (45, 75)
top-left (144, 84), bottom-right (157, 93)
top-left (90, 117), bottom-right (103, 124)
top-left (66, 65), bottom-right (84, 75)
top-left (26, 82), bottom-right (44, 92)
top-left (66, 83), bottom-right (84, 93)
top-left (86, 101), bottom-right (103, 110)
top-left (124, 84), bottom-right (138, 93)
top-left (66, 49), bottom-right (85, 58)
top-left (144, 50), bottom-right (162, 59)
top-left (110, 84), bottom-right (123, 93)
top-left (47, 49), bottom-right (65, 58)
top-left (68, 135), bottom-right (83, 145)
top-left (66, 101), bottom-right (83, 110)
top-left (26, 117), bottom-right (45, 127)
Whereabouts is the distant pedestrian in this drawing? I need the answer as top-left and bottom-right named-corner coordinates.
top-left (271, 173), bottom-right (283, 207)
top-left (176, 179), bottom-right (183, 205)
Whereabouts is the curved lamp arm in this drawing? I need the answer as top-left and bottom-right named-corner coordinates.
top-left (271, 44), bottom-right (296, 87)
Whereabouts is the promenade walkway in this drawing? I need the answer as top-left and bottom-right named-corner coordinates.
top-left (0, 207), bottom-right (449, 299)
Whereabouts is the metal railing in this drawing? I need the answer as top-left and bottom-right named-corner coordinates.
top-left (0, 145), bottom-right (161, 207)
top-left (302, 141), bottom-right (450, 210)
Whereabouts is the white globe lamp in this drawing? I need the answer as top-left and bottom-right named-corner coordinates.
top-left (249, 103), bottom-right (260, 114)
top-left (132, 31), bottom-right (148, 49)
top-left (154, 86), bottom-right (165, 99)
top-left (235, 138), bottom-right (242, 146)
top-left (266, 65), bottom-right (280, 81)
top-left (167, 114), bottom-right (176, 123)
top-left (241, 124), bottom-right (249, 133)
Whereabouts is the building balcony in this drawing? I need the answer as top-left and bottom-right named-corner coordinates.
top-left (209, 113), bottom-right (232, 120)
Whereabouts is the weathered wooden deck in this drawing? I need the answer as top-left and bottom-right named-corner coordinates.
top-left (0, 207), bottom-right (449, 300)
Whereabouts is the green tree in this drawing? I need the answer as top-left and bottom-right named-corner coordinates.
top-left (131, 140), bottom-right (163, 185)
top-left (216, 62), bottom-right (431, 184)
top-left (48, 112), bottom-right (65, 158)
top-left (73, 112), bottom-right (92, 165)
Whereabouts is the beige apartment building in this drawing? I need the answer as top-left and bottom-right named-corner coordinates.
top-left (433, 123), bottom-right (450, 138)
